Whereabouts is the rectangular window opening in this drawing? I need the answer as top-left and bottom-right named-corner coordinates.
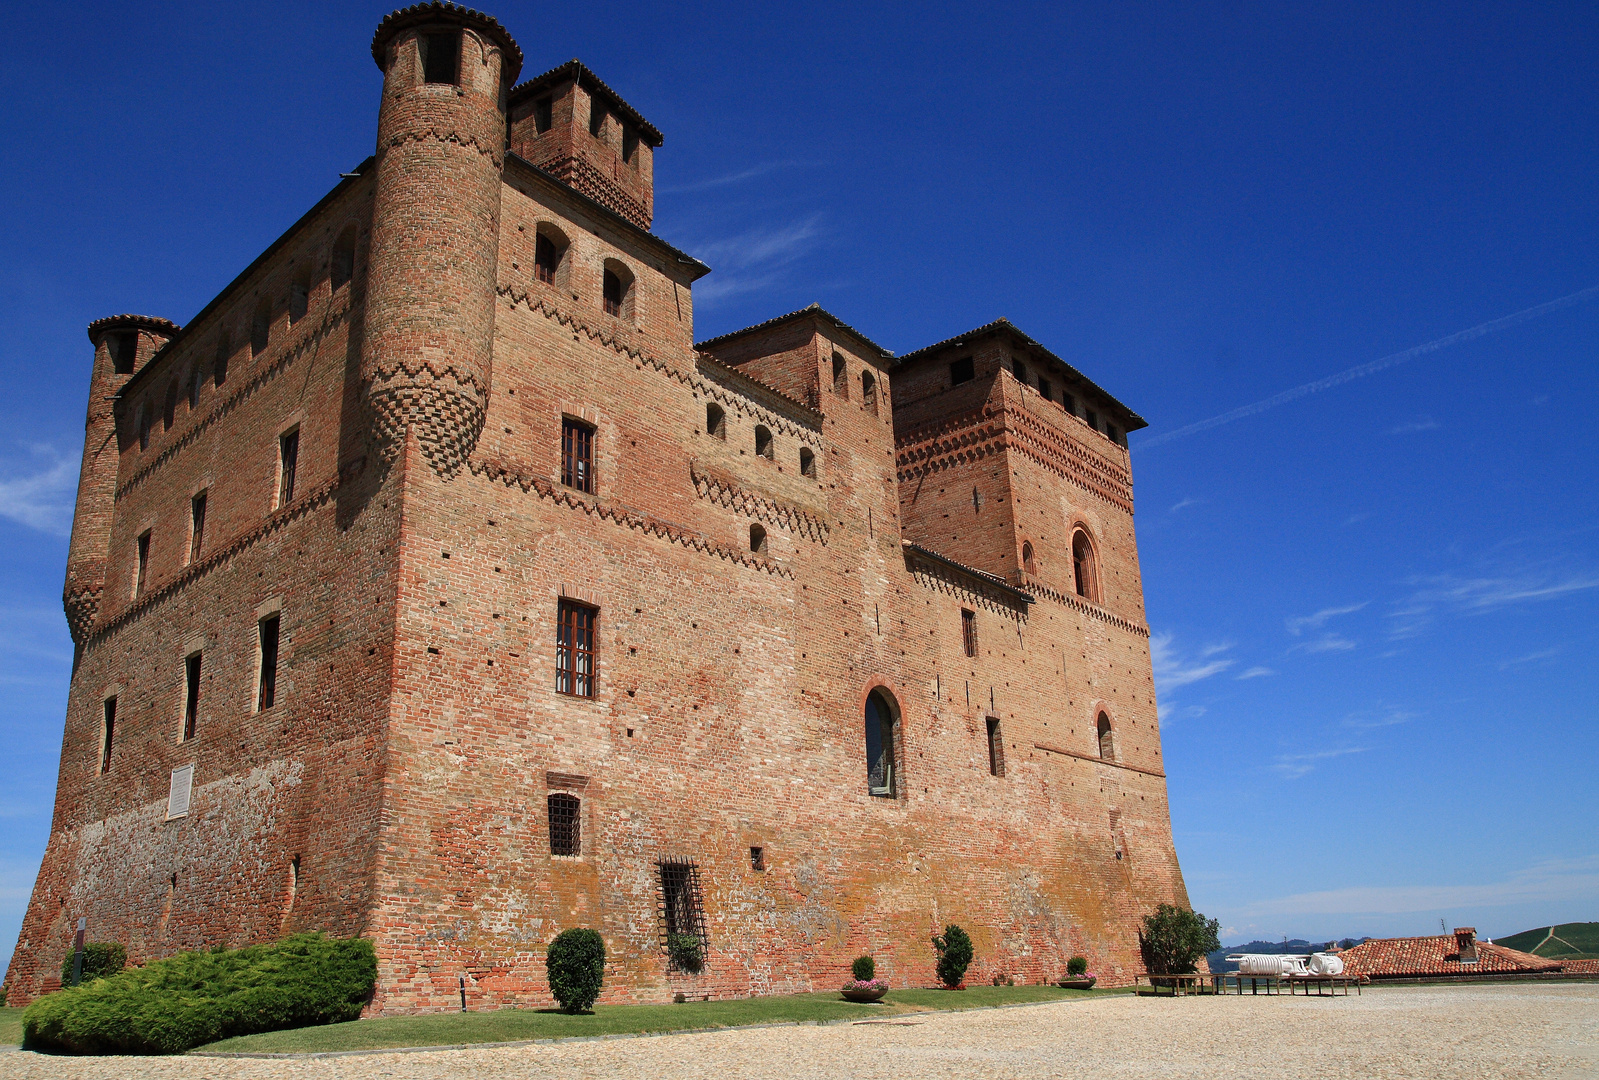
top-left (189, 490), bottom-right (207, 564)
top-left (533, 96), bottom-right (553, 134)
top-left (422, 31), bottom-right (460, 85)
top-left (556, 599), bottom-right (596, 698)
top-left (750, 846), bottom-right (765, 871)
top-left (134, 531), bottom-right (151, 598)
top-left (100, 697), bottom-right (116, 774)
top-left (548, 792), bottom-right (582, 855)
top-left (589, 101), bottom-right (606, 137)
top-left (183, 652), bottom-right (202, 741)
top-left (622, 126), bottom-right (639, 165)
top-left (659, 860), bottom-right (707, 960)
top-left (950, 356), bottom-right (975, 385)
top-left (258, 614), bottom-right (281, 711)
top-left (561, 418), bottom-right (594, 493)
top-left (1037, 377), bottom-right (1052, 403)
top-left (986, 717), bottom-right (1005, 777)
top-left (962, 608), bottom-right (977, 657)
top-left (278, 429), bottom-right (299, 508)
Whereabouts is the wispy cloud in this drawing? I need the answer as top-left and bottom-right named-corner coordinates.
top-left (1150, 633), bottom-right (1235, 690)
top-left (0, 444), bottom-right (76, 535)
top-left (1169, 496), bottom-right (1202, 513)
top-left (1236, 666), bottom-right (1275, 680)
top-left (1271, 746), bottom-right (1366, 779)
top-left (1498, 647), bottom-right (1561, 670)
top-left (1342, 707), bottom-right (1417, 730)
top-left (1291, 633), bottom-right (1357, 654)
top-left (1286, 602), bottom-right (1367, 636)
top-left (1239, 854), bottom-right (1599, 917)
top-left (1390, 569), bottom-right (1599, 639)
top-left (1389, 416), bottom-right (1440, 435)
top-left (657, 160), bottom-right (809, 195)
top-left (690, 215), bottom-right (825, 305)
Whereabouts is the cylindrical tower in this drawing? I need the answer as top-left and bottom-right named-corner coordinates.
top-left (362, 3), bottom-right (522, 477)
top-left (65, 315), bottom-right (178, 645)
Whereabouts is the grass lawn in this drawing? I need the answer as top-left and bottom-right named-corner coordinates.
top-left (200, 984), bottom-right (1130, 1055)
top-left (1, 1006), bottom-right (23, 1047)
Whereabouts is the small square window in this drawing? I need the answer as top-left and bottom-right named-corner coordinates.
top-left (422, 31), bottom-right (460, 85)
top-left (950, 357), bottom-right (974, 385)
top-left (750, 846), bottom-right (766, 871)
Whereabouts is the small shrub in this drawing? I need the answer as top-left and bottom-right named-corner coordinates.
top-left (932, 924), bottom-right (974, 988)
top-left (673, 991), bottom-right (686, 1003)
top-left (1139, 903), bottom-right (1221, 975)
top-left (667, 933), bottom-right (704, 974)
top-left (545, 929), bottom-right (605, 1014)
top-left (1067, 956), bottom-right (1088, 976)
top-left (60, 942), bottom-right (126, 986)
top-left (851, 955), bottom-right (876, 982)
top-left (22, 932), bottom-right (375, 1055)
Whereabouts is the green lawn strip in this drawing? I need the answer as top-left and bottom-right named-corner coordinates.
top-left (1, 1006), bottom-right (24, 1047)
top-left (198, 985), bottom-right (1124, 1055)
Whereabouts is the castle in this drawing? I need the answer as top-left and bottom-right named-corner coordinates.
top-left (8, 3), bottom-right (1191, 1010)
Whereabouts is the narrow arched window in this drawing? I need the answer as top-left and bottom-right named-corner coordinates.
top-left (214, 331), bottom-right (231, 387)
top-left (251, 297), bottom-right (272, 358)
top-left (603, 268), bottom-right (627, 317)
top-left (163, 381), bottom-right (179, 431)
top-left (331, 227), bottom-right (357, 292)
top-left (1072, 530), bottom-right (1096, 601)
top-left (865, 690), bottom-right (898, 797)
top-left (1097, 713), bottom-right (1115, 760)
top-left (548, 793), bottom-right (581, 856)
top-left (188, 365), bottom-right (202, 410)
top-left (706, 402), bottom-right (726, 439)
top-left (535, 229), bottom-right (568, 285)
top-left (289, 268), bottom-right (310, 325)
top-left (861, 370), bottom-right (877, 415)
top-left (750, 524), bottom-right (767, 554)
top-left (799, 447), bottom-right (815, 477)
top-left (754, 425), bottom-right (773, 459)
top-left (1022, 542), bottom-right (1036, 575)
top-left (832, 352), bottom-right (848, 397)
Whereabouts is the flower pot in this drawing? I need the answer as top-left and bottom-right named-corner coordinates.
top-left (1058, 976), bottom-right (1097, 990)
top-left (840, 987), bottom-right (888, 1003)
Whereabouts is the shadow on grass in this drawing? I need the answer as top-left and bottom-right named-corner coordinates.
top-left (1, 1006), bottom-right (23, 1048)
top-left (198, 986), bottom-right (1133, 1055)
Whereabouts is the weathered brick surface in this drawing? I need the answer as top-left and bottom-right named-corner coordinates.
top-left (9, 5), bottom-right (1191, 1012)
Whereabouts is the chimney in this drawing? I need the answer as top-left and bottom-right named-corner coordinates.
top-left (1453, 927), bottom-right (1478, 963)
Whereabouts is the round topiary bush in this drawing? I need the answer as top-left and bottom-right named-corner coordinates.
top-left (545, 929), bottom-right (606, 1014)
top-left (851, 955), bottom-right (876, 982)
top-left (1067, 956), bottom-right (1088, 976)
top-left (932, 924), bottom-right (974, 988)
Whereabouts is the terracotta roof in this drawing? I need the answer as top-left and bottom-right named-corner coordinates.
top-left (894, 318), bottom-right (1147, 431)
top-left (1339, 934), bottom-right (1561, 979)
top-left (86, 315), bottom-right (179, 345)
top-left (509, 60), bottom-right (663, 147)
top-left (696, 304), bottom-right (895, 362)
top-left (1557, 959), bottom-right (1599, 973)
top-left (372, 3), bottom-right (523, 83)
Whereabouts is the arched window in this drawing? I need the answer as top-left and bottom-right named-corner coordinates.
top-left (251, 297), bottom-right (272, 358)
top-left (865, 689), bottom-right (898, 797)
top-left (163, 380), bottom-right (179, 431)
top-left (706, 402), bottom-right (726, 439)
top-left (548, 793), bottom-right (581, 856)
top-left (535, 226), bottom-right (568, 286)
top-left (1072, 529), bottom-right (1097, 602)
top-left (1097, 713), bottom-right (1115, 761)
top-left (749, 524), bottom-right (767, 554)
top-left (861, 370), bottom-right (877, 415)
top-left (289, 268), bottom-right (310, 325)
top-left (799, 446), bottom-right (815, 477)
top-left (1022, 541), bottom-right (1036, 575)
top-left (188, 365), bottom-right (202, 410)
top-left (754, 425), bottom-right (773, 459)
top-left (214, 331), bottom-right (231, 387)
top-left (331, 227), bottom-right (357, 292)
top-left (832, 352), bottom-right (848, 398)
top-left (602, 262), bottom-right (633, 319)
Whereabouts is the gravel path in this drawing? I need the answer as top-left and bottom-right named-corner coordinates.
top-left (5, 983), bottom-right (1596, 1079)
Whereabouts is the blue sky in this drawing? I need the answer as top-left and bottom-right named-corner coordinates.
top-left (2, 1), bottom-right (1596, 977)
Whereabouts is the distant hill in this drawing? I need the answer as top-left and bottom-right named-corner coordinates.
top-left (1494, 922), bottom-right (1599, 959)
top-left (1207, 938), bottom-right (1369, 973)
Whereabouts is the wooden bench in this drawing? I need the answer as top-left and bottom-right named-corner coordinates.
top-left (1285, 975), bottom-right (1361, 996)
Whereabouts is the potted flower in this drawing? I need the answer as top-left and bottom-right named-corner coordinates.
top-left (841, 955), bottom-right (889, 1002)
top-left (1059, 956), bottom-right (1096, 989)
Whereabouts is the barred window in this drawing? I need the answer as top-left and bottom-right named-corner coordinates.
top-left (562, 418), bottom-right (594, 493)
top-left (278, 428), bottom-right (299, 507)
top-left (603, 269), bottom-right (624, 316)
top-left (548, 793), bottom-right (581, 855)
top-left (556, 600), bottom-right (596, 697)
top-left (659, 859), bottom-right (707, 958)
top-left (865, 689), bottom-right (898, 797)
top-left (961, 608), bottom-right (977, 657)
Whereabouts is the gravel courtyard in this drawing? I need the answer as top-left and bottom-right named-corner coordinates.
top-left (4, 983), bottom-right (1596, 1079)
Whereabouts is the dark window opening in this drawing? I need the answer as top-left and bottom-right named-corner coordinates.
top-left (109, 331), bottom-right (138, 374)
top-left (750, 846), bottom-right (765, 871)
top-left (750, 524), bottom-right (767, 555)
top-left (138, 405), bottom-right (151, 451)
top-left (962, 608), bottom-right (977, 657)
top-left (331, 228), bottom-right (357, 292)
top-left (214, 333), bottom-right (230, 386)
top-left (278, 429), bottom-right (299, 507)
top-left (562, 417), bottom-right (594, 493)
top-left (251, 298), bottom-right (271, 358)
top-left (183, 652), bottom-right (202, 741)
top-left (832, 353), bottom-right (848, 397)
top-left (950, 356), bottom-right (975, 385)
top-left (1086, 409), bottom-right (1099, 432)
top-left (706, 402), bottom-right (726, 440)
top-left (603, 269), bottom-right (624, 316)
top-left (548, 793), bottom-right (581, 855)
top-left (1098, 713), bottom-right (1114, 760)
top-left (189, 491), bottom-right (207, 563)
top-left (556, 599), bottom-right (596, 698)
top-left (1063, 393), bottom-right (1077, 416)
top-left (1106, 424), bottom-right (1121, 445)
top-left (533, 96), bottom-right (553, 134)
top-left (163, 381), bottom-right (178, 431)
top-left (258, 614), bottom-right (280, 710)
top-left (622, 126), bottom-right (639, 165)
top-left (986, 717), bottom-right (1005, 777)
top-left (799, 446), bottom-right (815, 477)
top-left (1022, 541), bottom-right (1036, 575)
top-left (865, 690), bottom-right (898, 797)
top-left (589, 101), bottom-right (606, 137)
top-left (134, 531), bottom-right (150, 598)
top-left (1012, 358), bottom-right (1028, 382)
top-left (100, 697), bottom-right (116, 774)
top-left (1037, 377), bottom-right (1052, 402)
top-left (659, 860), bottom-right (707, 959)
top-left (534, 232), bottom-right (563, 284)
top-left (289, 272), bottom-right (310, 325)
top-left (422, 31), bottom-right (460, 85)
top-left (754, 425), bottom-right (773, 459)
top-left (861, 370), bottom-right (878, 415)
top-left (1072, 530), bottom-right (1096, 601)
top-left (188, 365), bottom-right (202, 410)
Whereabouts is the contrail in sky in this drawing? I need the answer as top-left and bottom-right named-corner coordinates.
top-left (1136, 283), bottom-right (1599, 451)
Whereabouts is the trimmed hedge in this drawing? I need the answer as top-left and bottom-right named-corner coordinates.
top-left (933, 924), bottom-right (974, 987)
top-left (545, 929), bottom-right (605, 1013)
top-left (60, 942), bottom-right (126, 986)
top-left (22, 932), bottom-right (376, 1055)
top-left (851, 955), bottom-right (876, 982)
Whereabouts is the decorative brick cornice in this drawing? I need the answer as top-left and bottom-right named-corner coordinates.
top-left (903, 542), bottom-right (1032, 615)
top-left (496, 285), bottom-right (818, 439)
top-left (469, 456), bottom-right (791, 578)
top-left (384, 127), bottom-right (504, 169)
top-left (689, 461), bottom-right (830, 545)
top-left (1018, 574), bottom-right (1150, 638)
top-left (536, 155), bottom-right (649, 230)
top-left (63, 585), bottom-right (101, 646)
